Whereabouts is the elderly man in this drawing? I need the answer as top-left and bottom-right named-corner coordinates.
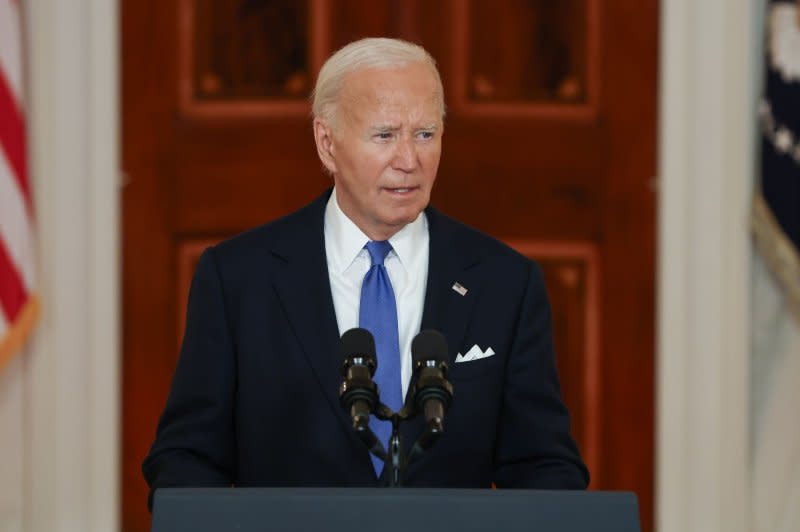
top-left (143, 38), bottom-right (588, 506)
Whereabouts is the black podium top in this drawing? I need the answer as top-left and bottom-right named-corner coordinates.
top-left (152, 487), bottom-right (639, 532)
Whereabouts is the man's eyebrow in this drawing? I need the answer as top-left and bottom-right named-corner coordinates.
top-left (369, 123), bottom-right (439, 133)
top-left (370, 124), bottom-right (401, 132)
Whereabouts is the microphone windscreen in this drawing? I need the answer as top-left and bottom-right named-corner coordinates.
top-left (411, 329), bottom-right (448, 365)
top-left (340, 328), bottom-right (376, 363)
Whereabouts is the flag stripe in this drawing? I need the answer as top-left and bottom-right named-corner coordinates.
top-left (0, 72), bottom-right (31, 211)
top-left (0, 151), bottom-right (36, 290)
top-left (0, 0), bottom-right (38, 368)
top-left (0, 0), bottom-right (23, 106)
top-left (0, 235), bottom-right (27, 321)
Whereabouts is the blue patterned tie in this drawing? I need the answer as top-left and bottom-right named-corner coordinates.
top-left (359, 241), bottom-right (403, 477)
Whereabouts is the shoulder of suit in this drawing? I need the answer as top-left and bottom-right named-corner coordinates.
top-left (426, 206), bottom-right (535, 267)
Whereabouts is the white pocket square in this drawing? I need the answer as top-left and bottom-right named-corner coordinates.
top-left (455, 345), bottom-right (495, 363)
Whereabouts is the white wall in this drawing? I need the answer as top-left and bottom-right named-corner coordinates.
top-left (0, 0), bottom-right (120, 530)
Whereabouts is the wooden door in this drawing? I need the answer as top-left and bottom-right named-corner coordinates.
top-left (122, 1), bottom-right (657, 530)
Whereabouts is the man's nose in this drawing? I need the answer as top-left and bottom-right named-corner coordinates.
top-left (391, 137), bottom-right (418, 172)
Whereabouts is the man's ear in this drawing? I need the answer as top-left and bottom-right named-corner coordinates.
top-left (313, 118), bottom-right (337, 175)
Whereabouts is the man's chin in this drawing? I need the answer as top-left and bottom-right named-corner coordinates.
top-left (366, 212), bottom-right (419, 239)
top-left (384, 206), bottom-right (425, 227)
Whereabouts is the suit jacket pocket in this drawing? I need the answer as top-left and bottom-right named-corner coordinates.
top-left (448, 354), bottom-right (502, 381)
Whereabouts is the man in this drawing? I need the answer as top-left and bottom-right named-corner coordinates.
top-left (143, 38), bottom-right (588, 506)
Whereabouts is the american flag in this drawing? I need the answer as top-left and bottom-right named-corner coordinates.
top-left (0, 0), bottom-right (39, 372)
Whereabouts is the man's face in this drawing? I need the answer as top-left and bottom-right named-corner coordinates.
top-left (316, 62), bottom-right (443, 240)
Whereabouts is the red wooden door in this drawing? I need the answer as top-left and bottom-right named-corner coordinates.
top-left (122, 1), bottom-right (656, 530)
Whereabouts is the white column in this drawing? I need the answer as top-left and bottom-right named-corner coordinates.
top-left (657, 0), bottom-right (759, 531)
top-left (22, 0), bottom-right (120, 531)
top-left (0, 356), bottom-right (25, 531)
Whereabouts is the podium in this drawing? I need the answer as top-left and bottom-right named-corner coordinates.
top-left (151, 487), bottom-right (640, 532)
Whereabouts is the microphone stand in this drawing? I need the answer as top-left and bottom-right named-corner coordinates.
top-left (368, 402), bottom-right (446, 487)
top-left (405, 417), bottom-right (444, 468)
top-left (373, 404), bottom-right (405, 486)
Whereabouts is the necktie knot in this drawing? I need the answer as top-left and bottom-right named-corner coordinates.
top-left (365, 240), bottom-right (392, 266)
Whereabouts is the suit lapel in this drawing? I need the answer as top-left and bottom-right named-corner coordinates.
top-left (267, 192), bottom-right (368, 455)
top-left (402, 207), bottom-right (484, 455)
top-left (420, 207), bottom-right (483, 365)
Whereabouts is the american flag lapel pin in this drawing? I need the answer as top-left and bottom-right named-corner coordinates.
top-left (451, 282), bottom-right (468, 296)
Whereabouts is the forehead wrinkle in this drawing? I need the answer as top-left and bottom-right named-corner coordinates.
top-left (373, 93), bottom-right (441, 127)
top-left (335, 67), bottom-right (444, 133)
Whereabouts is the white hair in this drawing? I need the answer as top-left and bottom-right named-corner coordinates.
top-left (310, 37), bottom-right (445, 125)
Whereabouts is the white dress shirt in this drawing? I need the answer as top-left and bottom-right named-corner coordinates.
top-left (324, 188), bottom-right (429, 399)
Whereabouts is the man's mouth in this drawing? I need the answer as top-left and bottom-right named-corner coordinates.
top-left (384, 186), bottom-right (419, 194)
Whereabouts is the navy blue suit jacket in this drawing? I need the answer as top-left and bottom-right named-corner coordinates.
top-left (143, 190), bottom-right (588, 504)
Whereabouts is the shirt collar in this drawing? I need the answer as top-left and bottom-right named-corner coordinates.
top-left (324, 187), bottom-right (427, 274)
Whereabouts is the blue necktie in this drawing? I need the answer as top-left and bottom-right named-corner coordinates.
top-left (359, 241), bottom-right (403, 477)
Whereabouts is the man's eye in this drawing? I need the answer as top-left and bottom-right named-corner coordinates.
top-left (418, 131), bottom-right (434, 140)
top-left (375, 132), bottom-right (393, 140)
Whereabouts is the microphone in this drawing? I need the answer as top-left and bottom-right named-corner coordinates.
top-left (410, 330), bottom-right (454, 436)
top-left (338, 328), bottom-right (379, 432)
